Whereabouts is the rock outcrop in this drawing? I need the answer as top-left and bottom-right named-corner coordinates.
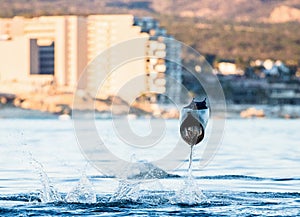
top-left (269, 5), bottom-right (300, 23)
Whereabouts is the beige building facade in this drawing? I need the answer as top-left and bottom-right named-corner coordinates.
top-left (0, 16), bottom-right (88, 91)
top-left (0, 15), bottom-right (177, 102)
top-left (0, 37), bottom-right (38, 81)
top-left (85, 15), bottom-right (148, 101)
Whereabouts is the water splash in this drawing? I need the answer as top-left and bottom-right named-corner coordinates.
top-left (26, 143), bottom-right (96, 204)
top-left (127, 161), bottom-right (180, 179)
top-left (65, 171), bottom-right (97, 203)
top-left (109, 159), bottom-right (178, 203)
top-left (20, 137), bottom-right (63, 203)
top-left (188, 145), bottom-right (194, 177)
top-left (109, 156), bottom-right (172, 202)
top-left (29, 155), bottom-right (63, 203)
top-left (174, 176), bottom-right (207, 205)
top-left (109, 179), bottom-right (141, 202)
top-left (19, 133), bottom-right (206, 205)
top-left (173, 146), bottom-right (207, 205)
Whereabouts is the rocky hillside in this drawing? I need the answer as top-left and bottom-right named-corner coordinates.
top-left (1, 0), bottom-right (300, 23)
top-left (0, 0), bottom-right (299, 64)
top-left (152, 0), bottom-right (300, 23)
top-left (269, 5), bottom-right (300, 23)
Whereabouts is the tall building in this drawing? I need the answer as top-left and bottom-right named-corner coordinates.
top-left (0, 15), bottom-right (182, 103)
top-left (134, 17), bottom-right (183, 103)
top-left (85, 15), bottom-right (148, 101)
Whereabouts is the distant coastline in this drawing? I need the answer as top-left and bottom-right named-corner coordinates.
top-left (1, 99), bottom-right (300, 119)
top-left (0, 104), bottom-right (57, 119)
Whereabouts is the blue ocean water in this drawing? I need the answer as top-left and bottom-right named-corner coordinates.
top-left (0, 118), bottom-right (299, 216)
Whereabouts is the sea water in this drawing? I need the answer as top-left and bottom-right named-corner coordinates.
top-left (0, 118), bottom-right (299, 216)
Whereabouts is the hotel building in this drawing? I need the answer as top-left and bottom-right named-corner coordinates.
top-left (134, 17), bottom-right (182, 103)
top-left (0, 15), bottom-right (182, 102)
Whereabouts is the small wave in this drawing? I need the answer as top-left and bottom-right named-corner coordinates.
top-left (0, 193), bottom-right (41, 202)
top-left (126, 162), bottom-right (180, 179)
top-left (247, 191), bottom-right (300, 198)
top-left (90, 175), bottom-right (115, 179)
top-left (198, 175), bottom-right (266, 181)
top-left (271, 177), bottom-right (300, 181)
top-left (0, 190), bottom-right (299, 216)
top-left (196, 175), bottom-right (300, 182)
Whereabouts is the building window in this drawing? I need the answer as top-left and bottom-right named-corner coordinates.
top-left (39, 42), bottom-right (54, 75)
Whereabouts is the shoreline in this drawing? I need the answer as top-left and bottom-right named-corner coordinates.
top-left (1, 103), bottom-right (300, 119)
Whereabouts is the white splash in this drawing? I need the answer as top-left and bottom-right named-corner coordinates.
top-left (65, 172), bottom-right (97, 204)
top-left (109, 179), bottom-right (141, 202)
top-left (29, 156), bottom-right (63, 203)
